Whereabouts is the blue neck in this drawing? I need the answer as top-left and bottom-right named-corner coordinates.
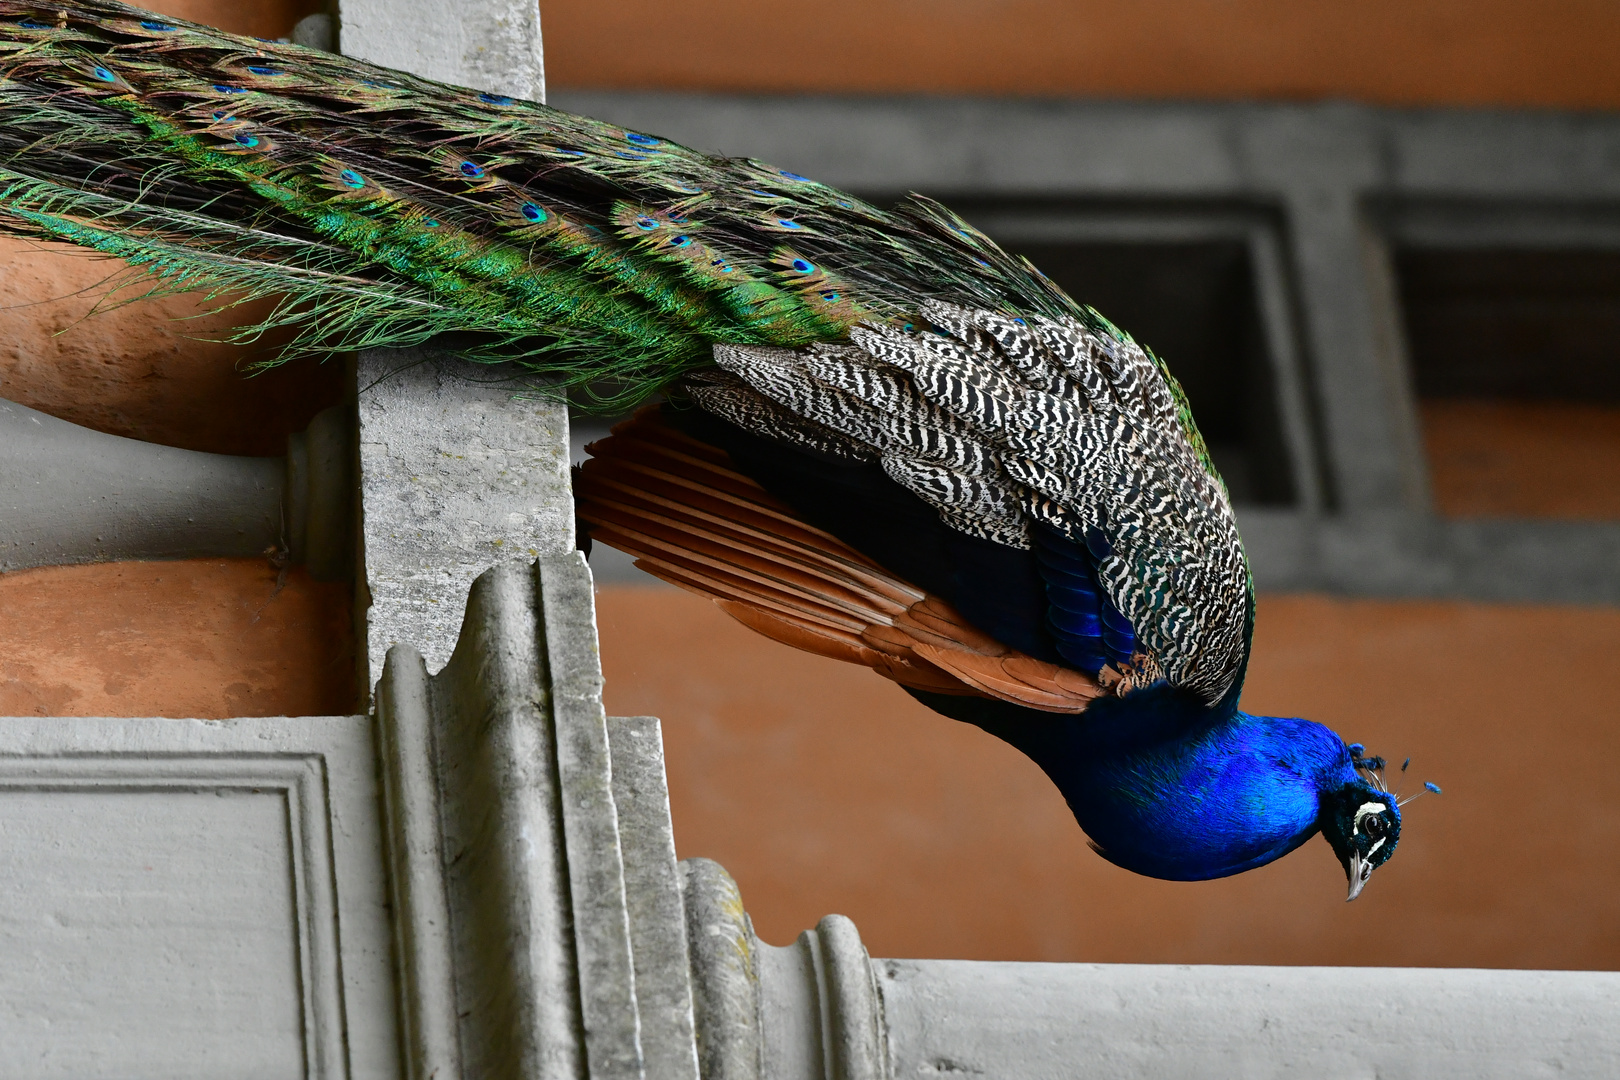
top-left (915, 685), bottom-right (1360, 881)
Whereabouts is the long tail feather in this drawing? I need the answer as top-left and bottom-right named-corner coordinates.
top-left (0, 0), bottom-right (1103, 409)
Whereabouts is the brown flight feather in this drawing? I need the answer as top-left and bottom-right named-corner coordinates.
top-left (575, 408), bottom-right (1106, 713)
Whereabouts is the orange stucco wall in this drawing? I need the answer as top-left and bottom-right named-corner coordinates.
top-left (543, 0), bottom-right (1620, 110)
top-left (599, 586), bottom-right (1620, 968)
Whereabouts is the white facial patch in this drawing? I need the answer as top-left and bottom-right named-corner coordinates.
top-left (1354, 801), bottom-right (1390, 844)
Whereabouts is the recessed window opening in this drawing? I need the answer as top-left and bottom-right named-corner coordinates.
top-left (1398, 248), bottom-right (1620, 520)
top-left (994, 237), bottom-right (1297, 507)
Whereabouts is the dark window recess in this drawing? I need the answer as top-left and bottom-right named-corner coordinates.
top-left (1004, 239), bottom-right (1295, 506)
top-left (1399, 248), bottom-right (1620, 400)
top-left (1397, 248), bottom-right (1620, 519)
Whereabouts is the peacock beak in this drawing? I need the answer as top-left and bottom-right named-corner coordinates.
top-left (1345, 850), bottom-right (1373, 901)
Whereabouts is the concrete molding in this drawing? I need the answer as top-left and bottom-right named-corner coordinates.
top-left (0, 395), bottom-right (352, 576)
top-left (374, 554), bottom-right (695, 1080)
top-left (875, 960), bottom-right (1620, 1079)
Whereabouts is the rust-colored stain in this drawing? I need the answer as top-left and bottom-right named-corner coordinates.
top-left (545, 0), bottom-right (1620, 111)
top-left (1423, 400), bottom-right (1620, 520)
top-left (0, 559), bottom-right (354, 718)
top-left (598, 585), bottom-right (1620, 969)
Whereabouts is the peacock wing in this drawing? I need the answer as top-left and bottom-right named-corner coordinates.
top-left (576, 408), bottom-right (1106, 714)
top-left (703, 301), bottom-right (1253, 708)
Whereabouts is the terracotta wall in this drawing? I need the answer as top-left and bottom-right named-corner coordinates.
top-left (599, 587), bottom-right (1620, 968)
top-left (544, 0), bottom-right (1620, 110)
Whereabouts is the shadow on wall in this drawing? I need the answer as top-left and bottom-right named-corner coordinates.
top-left (597, 583), bottom-right (1620, 969)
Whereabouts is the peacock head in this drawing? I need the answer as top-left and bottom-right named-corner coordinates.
top-left (1319, 781), bottom-right (1401, 902)
top-left (1319, 746), bottom-right (1441, 901)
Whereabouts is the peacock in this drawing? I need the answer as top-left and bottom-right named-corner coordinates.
top-left (0, 0), bottom-right (1439, 899)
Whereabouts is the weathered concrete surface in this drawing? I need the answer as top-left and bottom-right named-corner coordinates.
top-left (340, 0), bottom-right (546, 102)
top-left (343, 0), bottom-right (561, 690)
top-left (356, 352), bottom-right (572, 681)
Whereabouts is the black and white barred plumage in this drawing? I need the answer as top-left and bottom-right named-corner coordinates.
top-left (704, 301), bottom-right (1250, 705)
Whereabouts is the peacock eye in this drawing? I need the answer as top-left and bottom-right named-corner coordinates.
top-left (1363, 816), bottom-right (1387, 840)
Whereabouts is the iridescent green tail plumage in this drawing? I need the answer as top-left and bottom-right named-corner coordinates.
top-left (0, 0), bottom-right (1106, 409)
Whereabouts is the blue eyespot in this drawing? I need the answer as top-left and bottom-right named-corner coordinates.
top-left (837, 200), bottom-right (854, 209)
top-left (479, 93), bottom-right (513, 105)
top-left (91, 66), bottom-right (116, 83)
top-left (213, 84), bottom-right (247, 94)
top-left (670, 182), bottom-right (702, 194)
top-left (819, 290), bottom-right (839, 301)
top-left (1012, 317), bottom-right (1026, 325)
top-left (625, 132), bottom-right (660, 146)
top-left (140, 21), bottom-right (175, 31)
top-left (777, 219), bottom-right (802, 229)
top-left (339, 168), bottom-right (366, 188)
top-left (710, 257), bottom-right (733, 273)
top-left (666, 212), bottom-right (688, 224)
top-left (790, 258), bottom-right (815, 274)
top-left (234, 133), bottom-right (260, 148)
top-left (246, 66), bottom-right (283, 76)
top-left (459, 161), bottom-right (484, 178)
top-left (211, 110), bottom-right (233, 121)
top-left (902, 323), bottom-right (916, 332)
top-left (615, 151), bottom-right (650, 160)
top-left (778, 170), bottom-right (809, 181)
top-left (747, 189), bottom-right (775, 198)
top-left (16, 19), bottom-right (48, 29)
top-left (634, 216), bottom-right (659, 231)
top-left (553, 148), bottom-right (585, 157)
top-left (423, 218), bottom-right (441, 228)
top-left (521, 203), bottom-right (547, 222)
top-left (972, 258), bottom-right (990, 268)
top-left (669, 235), bottom-right (693, 248)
